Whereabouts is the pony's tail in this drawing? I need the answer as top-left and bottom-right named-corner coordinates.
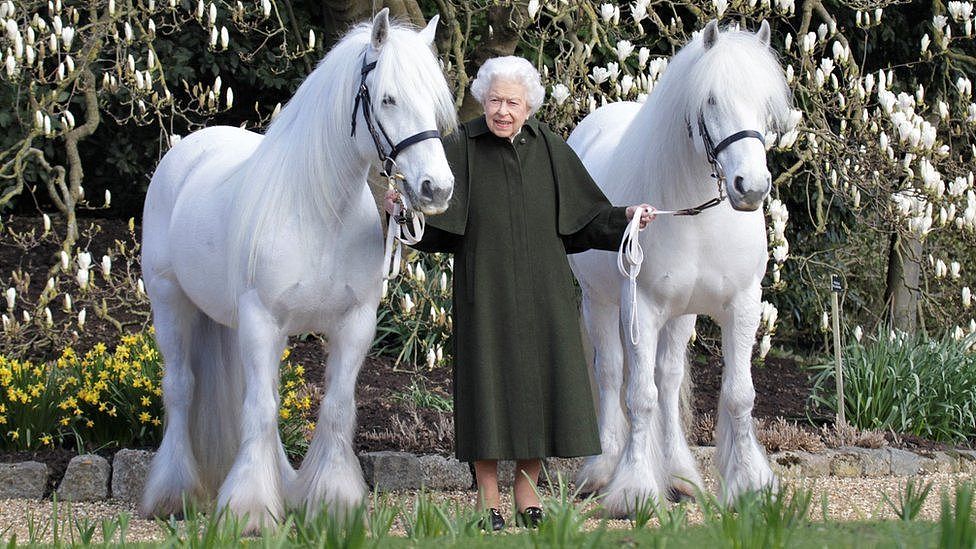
top-left (679, 356), bottom-right (694, 436)
top-left (188, 316), bottom-right (244, 497)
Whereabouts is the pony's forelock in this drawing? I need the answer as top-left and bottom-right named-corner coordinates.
top-left (613, 23), bottom-right (792, 202)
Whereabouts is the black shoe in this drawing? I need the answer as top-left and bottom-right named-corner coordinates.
top-left (478, 508), bottom-right (505, 532)
top-left (515, 506), bottom-right (544, 528)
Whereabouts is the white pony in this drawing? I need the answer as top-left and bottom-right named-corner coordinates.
top-left (567, 20), bottom-right (792, 515)
top-left (139, 10), bottom-right (456, 531)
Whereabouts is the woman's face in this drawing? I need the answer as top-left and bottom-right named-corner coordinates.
top-left (483, 78), bottom-right (530, 139)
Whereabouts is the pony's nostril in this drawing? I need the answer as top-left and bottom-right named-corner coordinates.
top-left (420, 179), bottom-right (433, 200)
top-left (734, 176), bottom-right (745, 195)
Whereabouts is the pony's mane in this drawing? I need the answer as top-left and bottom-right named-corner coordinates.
top-left (224, 20), bottom-right (457, 300)
top-left (612, 25), bottom-right (792, 204)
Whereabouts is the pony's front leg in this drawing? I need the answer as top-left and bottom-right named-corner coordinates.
top-left (655, 315), bottom-right (703, 501)
top-left (715, 292), bottom-right (776, 505)
top-left (599, 289), bottom-right (667, 518)
top-left (217, 291), bottom-right (288, 533)
top-left (575, 294), bottom-right (627, 495)
top-left (288, 305), bottom-right (372, 517)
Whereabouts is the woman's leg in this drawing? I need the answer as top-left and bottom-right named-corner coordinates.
top-left (474, 460), bottom-right (501, 510)
top-left (514, 459), bottom-right (542, 511)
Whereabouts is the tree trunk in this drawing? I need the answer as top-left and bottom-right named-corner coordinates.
top-left (321, 0), bottom-right (424, 46)
top-left (458, 4), bottom-right (524, 121)
top-left (884, 231), bottom-right (923, 334)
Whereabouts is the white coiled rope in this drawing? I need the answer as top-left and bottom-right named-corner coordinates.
top-left (383, 190), bottom-right (425, 279)
top-left (618, 205), bottom-right (697, 345)
top-left (618, 206), bottom-right (646, 345)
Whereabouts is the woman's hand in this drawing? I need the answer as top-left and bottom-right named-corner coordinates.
top-left (384, 188), bottom-right (400, 215)
top-left (626, 204), bottom-right (656, 229)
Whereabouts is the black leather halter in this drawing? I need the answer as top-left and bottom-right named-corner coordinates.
top-left (350, 54), bottom-right (442, 178)
top-left (674, 112), bottom-right (765, 216)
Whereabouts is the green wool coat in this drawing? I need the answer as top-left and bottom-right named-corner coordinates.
top-left (412, 115), bottom-right (628, 462)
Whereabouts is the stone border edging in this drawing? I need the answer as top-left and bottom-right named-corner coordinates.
top-left (1, 446), bottom-right (973, 503)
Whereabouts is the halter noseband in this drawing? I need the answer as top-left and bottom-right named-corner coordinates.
top-left (677, 112), bottom-right (765, 216)
top-left (350, 54), bottom-right (442, 178)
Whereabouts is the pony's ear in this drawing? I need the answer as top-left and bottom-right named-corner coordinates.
top-left (419, 14), bottom-right (439, 46)
top-left (757, 20), bottom-right (771, 46)
top-left (371, 7), bottom-right (390, 50)
top-left (702, 20), bottom-right (720, 50)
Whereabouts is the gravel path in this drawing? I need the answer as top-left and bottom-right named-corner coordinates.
top-left (2, 473), bottom-right (972, 543)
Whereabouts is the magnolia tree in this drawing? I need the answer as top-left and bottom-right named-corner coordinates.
top-left (0, 0), bottom-right (321, 355)
top-left (0, 0), bottom-right (316, 254)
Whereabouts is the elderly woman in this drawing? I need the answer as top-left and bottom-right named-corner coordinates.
top-left (386, 56), bottom-right (652, 530)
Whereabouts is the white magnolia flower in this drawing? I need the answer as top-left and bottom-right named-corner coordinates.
top-left (44, 307), bottom-right (53, 327)
top-left (527, 0), bottom-right (540, 18)
top-left (261, 0), bottom-right (271, 17)
top-left (220, 26), bottom-right (229, 49)
top-left (615, 39), bottom-right (634, 62)
top-left (948, 1), bottom-right (973, 22)
top-left (759, 334), bottom-right (772, 358)
top-left (637, 47), bottom-right (650, 68)
top-left (621, 74), bottom-right (634, 95)
top-left (951, 261), bottom-right (961, 278)
top-left (426, 348), bottom-right (436, 369)
top-left (590, 66), bottom-right (610, 84)
top-left (64, 293), bottom-right (72, 311)
top-left (551, 83), bottom-right (570, 105)
top-left (821, 311), bottom-right (830, 332)
top-left (936, 258), bottom-right (948, 278)
top-left (101, 255), bottom-right (112, 278)
top-left (78, 308), bottom-right (86, 330)
top-left (853, 325), bottom-right (863, 342)
top-left (964, 286), bottom-right (972, 308)
top-left (76, 268), bottom-right (89, 290)
top-left (599, 3), bottom-right (615, 23)
top-left (958, 76), bottom-right (973, 96)
top-left (713, 0), bottom-right (728, 17)
top-left (440, 272), bottom-right (448, 292)
top-left (630, 1), bottom-right (647, 24)
top-left (4, 287), bottom-right (14, 311)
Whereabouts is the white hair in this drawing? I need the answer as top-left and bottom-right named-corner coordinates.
top-left (470, 56), bottom-right (546, 115)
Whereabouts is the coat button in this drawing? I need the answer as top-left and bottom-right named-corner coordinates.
top-left (519, 138), bottom-right (526, 144)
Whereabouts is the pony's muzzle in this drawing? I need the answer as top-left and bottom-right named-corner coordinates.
top-left (728, 172), bottom-right (771, 212)
top-left (410, 176), bottom-right (453, 215)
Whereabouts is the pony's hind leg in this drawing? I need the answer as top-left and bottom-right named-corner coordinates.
top-left (141, 279), bottom-right (207, 518)
top-left (288, 305), bottom-right (372, 516)
top-left (655, 315), bottom-right (703, 501)
top-left (715, 293), bottom-right (776, 505)
top-left (216, 290), bottom-right (288, 534)
top-left (575, 293), bottom-right (626, 495)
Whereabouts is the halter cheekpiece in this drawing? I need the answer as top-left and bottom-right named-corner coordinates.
top-left (350, 53), bottom-right (442, 179)
top-left (671, 112), bottom-right (766, 216)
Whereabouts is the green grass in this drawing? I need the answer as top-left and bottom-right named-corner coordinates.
top-left (3, 480), bottom-right (974, 547)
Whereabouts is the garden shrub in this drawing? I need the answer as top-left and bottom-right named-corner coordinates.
top-left (374, 251), bottom-right (452, 370)
top-left (811, 329), bottom-right (976, 442)
top-left (0, 330), bottom-right (315, 453)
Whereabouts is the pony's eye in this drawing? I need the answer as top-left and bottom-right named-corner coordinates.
top-left (382, 95), bottom-right (397, 106)
top-left (707, 95), bottom-right (717, 106)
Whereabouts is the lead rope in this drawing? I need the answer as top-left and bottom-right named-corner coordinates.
top-left (615, 198), bottom-right (727, 345)
top-left (618, 206), bottom-right (646, 345)
top-left (382, 183), bottom-right (426, 279)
